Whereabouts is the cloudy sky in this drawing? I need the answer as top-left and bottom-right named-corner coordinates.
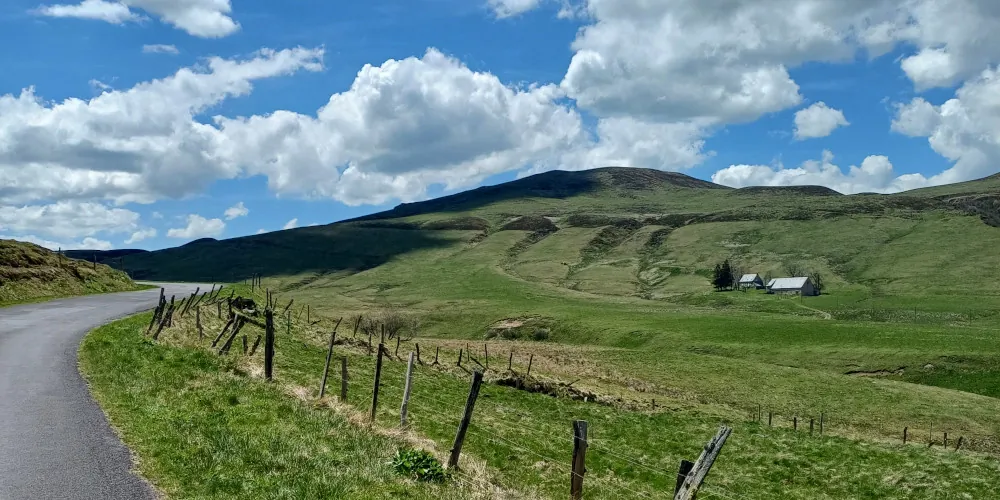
top-left (1, 0), bottom-right (998, 251)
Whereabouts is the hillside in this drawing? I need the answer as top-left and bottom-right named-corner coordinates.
top-left (122, 167), bottom-right (1000, 302)
top-left (0, 240), bottom-right (140, 305)
top-left (88, 168), bottom-right (1000, 498)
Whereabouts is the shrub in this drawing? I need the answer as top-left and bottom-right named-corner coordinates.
top-left (531, 328), bottom-right (550, 341)
top-left (390, 448), bottom-right (448, 482)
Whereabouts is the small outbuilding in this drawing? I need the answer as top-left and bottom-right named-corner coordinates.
top-left (738, 273), bottom-right (764, 290)
top-left (766, 277), bottom-right (819, 296)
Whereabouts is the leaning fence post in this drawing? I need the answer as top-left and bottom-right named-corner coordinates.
top-left (571, 420), bottom-right (588, 500)
top-left (508, 350), bottom-right (514, 371)
top-left (448, 370), bottom-right (484, 469)
top-left (674, 426), bottom-right (733, 500)
top-left (674, 460), bottom-right (695, 496)
top-left (340, 356), bottom-right (349, 402)
top-left (264, 310), bottom-right (275, 381)
top-left (400, 352), bottom-right (416, 428)
top-left (434, 346), bottom-right (440, 365)
top-left (484, 343), bottom-right (489, 371)
top-left (318, 318), bottom-right (343, 398)
top-left (527, 354), bottom-right (534, 377)
top-left (319, 331), bottom-right (337, 398)
top-left (370, 344), bottom-right (385, 424)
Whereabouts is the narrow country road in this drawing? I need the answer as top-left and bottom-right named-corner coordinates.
top-left (0, 283), bottom-right (206, 500)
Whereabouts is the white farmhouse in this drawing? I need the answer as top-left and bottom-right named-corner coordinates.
top-left (738, 273), bottom-right (764, 289)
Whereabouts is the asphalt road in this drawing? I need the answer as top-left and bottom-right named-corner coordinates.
top-left (0, 283), bottom-right (206, 500)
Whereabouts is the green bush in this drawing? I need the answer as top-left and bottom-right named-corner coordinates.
top-left (390, 448), bottom-right (449, 483)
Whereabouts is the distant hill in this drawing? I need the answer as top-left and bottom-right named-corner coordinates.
top-left (64, 248), bottom-right (149, 262)
top-left (120, 167), bottom-right (1000, 299)
top-left (1, 240), bottom-right (140, 305)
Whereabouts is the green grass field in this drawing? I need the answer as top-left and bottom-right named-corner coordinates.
top-left (82, 290), bottom-right (1000, 499)
top-left (86, 167), bottom-right (1000, 497)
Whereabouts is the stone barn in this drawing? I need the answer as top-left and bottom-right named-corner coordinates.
top-left (766, 277), bottom-right (819, 296)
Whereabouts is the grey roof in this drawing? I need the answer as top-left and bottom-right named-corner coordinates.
top-left (768, 277), bottom-right (810, 290)
top-left (739, 273), bottom-right (761, 283)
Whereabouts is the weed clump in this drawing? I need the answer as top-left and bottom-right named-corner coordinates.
top-left (390, 448), bottom-right (448, 483)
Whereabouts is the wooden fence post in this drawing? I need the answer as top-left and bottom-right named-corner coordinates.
top-left (674, 460), bottom-right (695, 496)
top-left (395, 336), bottom-right (400, 357)
top-left (527, 354), bottom-right (534, 377)
top-left (370, 344), bottom-right (385, 424)
top-left (212, 317), bottom-right (235, 347)
top-left (400, 352), bottom-right (416, 428)
top-left (152, 303), bottom-right (175, 340)
top-left (674, 426), bottom-right (733, 500)
top-left (570, 420), bottom-right (588, 500)
top-left (416, 343), bottom-right (421, 364)
top-left (196, 307), bottom-right (203, 339)
top-left (508, 350), bottom-right (514, 371)
top-left (448, 370), bottom-right (484, 469)
top-left (250, 335), bottom-right (261, 356)
top-left (318, 319), bottom-right (343, 398)
top-left (319, 331), bottom-right (337, 398)
top-left (903, 427), bottom-right (908, 444)
top-left (340, 357), bottom-right (349, 402)
top-left (166, 295), bottom-right (175, 327)
top-left (484, 343), bottom-right (489, 371)
top-left (793, 417), bottom-right (798, 431)
top-left (457, 349), bottom-right (463, 367)
top-left (434, 346), bottom-right (440, 365)
top-left (768, 412), bottom-right (772, 427)
top-left (264, 310), bottom-right (275, 381)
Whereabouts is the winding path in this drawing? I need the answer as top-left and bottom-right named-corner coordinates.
top-left (0, 283), bottom-right (205, 500)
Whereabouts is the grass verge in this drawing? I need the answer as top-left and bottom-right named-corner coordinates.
top-left (79, 314), bottom-right (479, 500)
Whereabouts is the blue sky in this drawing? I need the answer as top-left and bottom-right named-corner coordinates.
top-left (1, 0), bottom-right (998, 250)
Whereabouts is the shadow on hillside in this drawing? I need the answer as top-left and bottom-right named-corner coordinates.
top-left (122, 225), bottom-right (461, 283)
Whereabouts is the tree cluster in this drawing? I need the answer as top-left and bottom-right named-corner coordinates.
top-left (712, 259), bottom-right (735, 291)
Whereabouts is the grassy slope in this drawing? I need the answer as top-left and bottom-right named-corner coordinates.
top-left (80, 313), bottom-right (480, 500)
top-left (106, 168), bottom-right (1000, 493)
top-left (0, 239), bottom-right (140, 306)
top-left (82, 291), bottom-right (1000, 499)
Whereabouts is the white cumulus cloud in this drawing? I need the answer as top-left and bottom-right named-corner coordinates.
top-left (794, 102), bottom-right (849, 140)
top-left (35, 0), bottom-right (140, 24)
top-left (891, 67), bottom-right (1000, 185)
top-left (2, 234), bottom-right (113, 251)
top-left (125, 228), bottom-right (156, 244)
top-left (282, 218), bottom-right (298, 230)
top-left (224, 201), bottom-right (248, 220)
top-left (0, 47), bottom-right (323, 206)
top-left (35, 0), bottom-right (239, 38)
top-left (0, 201), bottom-right (138, 239)
top-left (167, 214), bottom-right (225, 239)
top-left (712, 150), bottom-right (933, 194)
